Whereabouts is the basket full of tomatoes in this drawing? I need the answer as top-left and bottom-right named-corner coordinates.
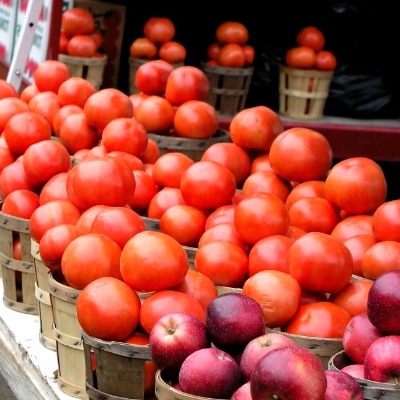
top-left (279, 26), bottom-right (337, 120)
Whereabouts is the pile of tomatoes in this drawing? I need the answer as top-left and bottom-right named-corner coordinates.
top-left (284, 26), bottom-right (337, 71)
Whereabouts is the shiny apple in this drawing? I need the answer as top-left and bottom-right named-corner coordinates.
top-left (324, 370), bottom-right (363, 399)
top-left (341, 364), bottom-right (365, 379)
top-left (231, 381), bottom-right (251, 400)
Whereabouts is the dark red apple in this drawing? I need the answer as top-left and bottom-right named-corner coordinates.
top-left (364, 335), bottom-right (400, 383)
top-left (341, 364), bottom-right (365, 379)
top-left (205, 292), bottom-right (265, 353)
top-left (250, 345), bottom-right (327, 400)
top-left (178, 347), bottom-right (242, 398)
top-left (239, 331), bottom-right (298, 381)
top-left (231, 381), bottom-right (251, 400)
top-left (324, 370), bottom-right (363, 399)
top-left (367, 270), bottom-right (400, 334)
top-left (149, 312), bottom-right (210, 375)
top-left (342, 312), bottom-right (384, 364)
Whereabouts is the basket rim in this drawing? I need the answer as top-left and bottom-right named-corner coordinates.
top-left (201, 62), bottom-right (254, 76)
top-left (58, 53), bottom-right (108, 66)
top-left (279, 64), bottom-right (334, 79)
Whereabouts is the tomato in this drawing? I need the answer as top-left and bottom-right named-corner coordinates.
top-left (57, 76), bottom-right (96, 108)
top-left (147, 187), bottom-right (186, 219)
top-left (288, 197), bottom-right (341, 234)
top-left (120, 231), bottom-right (189, 292)
top-left (141, 138), bottom-right (160, 164)
top-left (216, 21), bottom-right (249, 45)
top-left (29, 199), bottom-right (82, 243)
top-left (283, 301), bottom-right (351, 338)
top-left (76, 276), bottom-right (141, 341)
top-left (100, 117), bottom-right (148, 158)
top-left (324, 157), bottom-right (387, 215)
top-left (285, 180), bottom-right (326, 209)
top-left (152, 152), bottom-right (195, 189)
top-left (83, 88), bottom-right (133, 133)
top-left (269, 127), bottom-right (332, 183)
top-left (330, 214), bottom-right (373, 242)
top-left (3, 111), bottom-right (52, 157)
top-left (242, 44), bottom-right (255, 66)
top-left (66, 34), bottom-right (97, 57)
top-left (229, 106), bottom-right (284, 152)
top-left (234, 193), bottom-right (290, 245)
top-left (76, 204), bottom-right (108, 232)
top-left (139, 289), bottom-right (205, 335)
top-left (250, 153), bottom-right (273, 174)
top-left (218, 43), bottom-right (245, 68)
top-left (207, 42), bottom-right (222, 61)
top-left (371, 199), bottom-right (400, 241)
top-left (28, 91), bottom-right (61, 127)
top-left (205, 204), bottom-right (237, 230)
top-left (33, 60), bottom-right (70, 93)
top-left (129, 37), bottom-right (158, 59)
top-left (329, 279), bottom-right (373, 317)
top-left (180, 160), bottom-right (236, 211)
top-left (0, 79), bottom-right (18, 99)
top-left (315, 50), bottom-right (337, 71)
top-left (134, 95), bottom-right (175, 134)
top-left (66, 156), bottom-right (136, 210)
top-left (128, 170), bottom-right (160, 213)
top-left (242, 170), bottom-right (292, 203)
top-left (0, 159), bottom-right (34, 199)
top-left (173, 100), bottom-right (219, 139)
top-left (296, 26), bottom-right (325, 52)
top-left (172, 269), bottom-right (218, 311)
top-left (39, 172), bottom-right (69, 205)
top-left (61, 7), bottom-right (95, 37)
top-left (165, 66), bottom-right (210, 107)
top-left (143, 17), bottom-right (175, 43)
top-left (299, 288), bottom-right (328, 307)
top-left (90, 29), bottom-right (103, 49)
top-left (342, 234), bottom-right (377, 276)
top-left (129, 93), bottom-right (149, 112)
top-left (285, 225), bottom-right (307, 241)
top-left (0, 97), bottom-right (29, 134)
top-left (361, 240), bottom-right (400, 280)
top-left (159, 41), bottom-right (186, 64)
top-left (52, 104), bottom-right (83, 137)
top-left (19, 84), bottom-right (39, 104)
top-left (242, 270), bottom-right (302, 328)
top-left (288, 231), bottom-right (353, 294)
top-left (106, 151), bottom-right (144, 171)
top-left (0, 146), bottom-right (15, 175)
top-left (39, 223), bottom-right (85, 272)
top-left (248, 234), bottom-right (294, 276)
top-left (1, 189), bottom-right (40, 219)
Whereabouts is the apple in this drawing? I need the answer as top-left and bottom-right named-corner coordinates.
top-left (239, 331), bottom-right (298, 381)
top-left (367, 270), bottom-right (400, 334)
top-left (324, 370), bottom-right (363, 399)
top-left (231, 381), bottom-right (251, 400)
top-left (364, 335), bottom-right (400, 383)
top-left (205, 292), bottom-right (265, 353)
top-left (342, 312), bottom-right (384, 364)
top-left (149, 312), bottom-right (210, 375)
top-left (178, 347), bottom-right (242, 398)
top-left (341, 364), bottom-right (365, 379)
top-left (250, 345), bottom-right (327, 400)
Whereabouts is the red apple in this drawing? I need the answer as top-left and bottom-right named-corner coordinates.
top-left (149, 312), bottom-right (210, 375)
top-left (367, 270), bottom-right (400, 334)
top-left (205, 292), bottom-right (265, 353)
top-left (178, 347), bottom-right (242, 398)
top-left (342, 312), bottom-right (384, 364)
top-left (231, 381), bottom-right (251, 400)
top-left (250, 345), bottom-right (327, 400)
top-left (239, 331), bottom-right (298, 381)
top-left (341, 364), bottom-right (365, 379)
top-left (364, 335), bottom-right (400, 383)
top-left (324, 370), bottom-right (363, 399)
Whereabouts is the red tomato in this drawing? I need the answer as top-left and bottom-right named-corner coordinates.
top-left (285, 180), bottom-right (326, 209)
top-left (129, 92), bottom-right (149, 112)
top-left (76, 277), bottom-right (141, 341)
top-left (61, 7), bottom-right (95, 36)
top-left (143, 17), bottom-right (175, 43)
top-left (269, 127), bottom-right (332, 183)
top-left (218, 43), bottom-right (245, 68)
top-left (242, 44), bottom-right (255, 66)
top-left (288, 231), bottom-right (353, 294)
top-left (22, 139), bottom-right (72, 187)
top-left (57, 76), bottom-right (96, 108)
top-left (39, 172), bottom-right (69, 205)
top-left (135, 59), bottom-right (174, 96)
top-left (127, 169), bottom-right (160, 213)
top-left (141, 138), bottom-right (160, 164)
top-left (106, 151), bottom-right (144, 171)
top-left (324, 157), bottom-right (387, 215)
top-left (283, 301), bottom-right (351, 338)
top-left (285, 46), bottom-right (316, 69)
top-left (159, 41), bottom-right (186, 64)
top-left (52, 104), bottom-right (83, 137)
top-left (234, 193), bottom-right (290, 245)
top-left (207, 42), bottom-right (222, 61)
top-left (371, 199), bottom-right (400, 242)
top-left (129, 37), bottom-right (158, 59)
top-left (296, 26), bottom-right (325, 52)
top-left (28, 91), bottom-right (61, 127)
top-left (342, 234), bottom-right (377, 276)
top-left (242, 269), bottom-right (302, 328)
top-left (180, 160), bottom-right (236, 211)
top-left (147, 187), bottom-right (186, 219)
top-left (76, 204), bottom-right (108, 233)
top-left (62, 233), bottom-right (122, 289)
top-left (250, 153), bottom-right (273, 174)
top-left (66, 156), bottom-right (136, 210)
top-left (229, 106), bottom-right (284, 152)
top-left (67, 34), bottom-right (97, 57)
top-left (0, 79), bottom-right (18, 99)
top-left (0, 159), bottom-right (34, 198)
top-left (315, 50), bottom-right (337, 71)
top-left (1, 189), bottom-right (40, 219)
top-left (19, 84), bottom-right (39, 104)
top-left (33, 60), bottom-right (70, 93)
top-left (120, 231), bottom-right (189, 292)
top-left (139, 289), bottom-right (205, 335)
top-left (165, 66), bottom-right (210, 107)
top-left (0, 97), bottom-right (29, 134)
top-left (39, 223), bottom-right (85, 272)
top-left (330, 214), bottom-right (373, 242)
top-left (0, 146), bottom-right (15, 175)
top-left (173, 100), bottom-right (219, 139)
top-left (90, 29), bottom-right (103, 49)
top-left (205, 204), bottom-right (237, 230)
top-left (216, 21), bottom-right (249, 45)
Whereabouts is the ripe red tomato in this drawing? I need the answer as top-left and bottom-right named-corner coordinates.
top-left (141, 138), bottom-right (160, 164)
top-left (135, 59), bottom-right (174, 96)
top-left (0, 159), bottom-right (34, 199)
top-left (285, 46), bottom-right (316, 69)
top-left (285, 180), bottom-right (326, 209)
top-left (19, 84), bottom-right (39, 103)
top-left (106, 151), bottom-right (144, 171)
top-left (165, 66), bottom-right (210, 107)
top-left (269, 127), bottom-right (332, 183)
top-left (128, 169), bottom-right (160, 213)
top-left (371, 199), bottom-right (400, 241)
top-left (147, 187), bottom-right (186, 219)
top-left (250, 153), bottom-right (273, 174)
top-left (205, 204), bottom-right (237, 230)
top-left (296, 26), bottom-right (325, 52)
top-left (0, 97), bottom-right (29, 134)
top-left (75, 204), bottom-right (108, 232)
top-left (28, 91), bottom-right (61, 127)
top-left (283, 301), bottom-right (351, 338)
top-left (288, 231), bottom-right (353, 294)
top-left (207, 42), bottom-right (222, 61)
top-left (66, 34), bottom-right (97, 57)
top-left (143, 17), bottom-right (176, 43)
top-left (129, 37), bottom-right (158, 59)
top-left (120, 231), bottom-right (189, 292)
top-left (57, 76), bottom-right (96, 108)
top-left (330, 214), bottom-right (374, 242)
top-left (324, 157), bottom-right (387, 215)
top-left (1, 189), bottom-right (40, 219)
top-left (229, 106), bottom-right (284, 152)
top-left (0, 79), bottom-right (18, 99)
top-left (342, 234), bottom-right (377, 276)
top-left (52, 104), bottom-right (83, 137)
top-left (158, 41), bottom-right (186, 64)
top-left (315, 50), bottom-right (337, 71)
top-left (90, 29), bottom-right (103, 49)
top-left (216, 21), bottom-right (249, 45)
top-left (39, 172), bottom-right (69, 205)
top-left (173, 100), bottom-right (219, 139)
top-left (76, 276), bottom-right (141, 341)
top-left (61, 7), bottom-right (95, 37)
top-left (218, 43), bottom-right (245, 68)
top-left (34, 60), bottom-right (70, 93)
top-left (242, 44), bottom-right (255, 66)
top-left (0, 146), bottom-right (15, 175)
